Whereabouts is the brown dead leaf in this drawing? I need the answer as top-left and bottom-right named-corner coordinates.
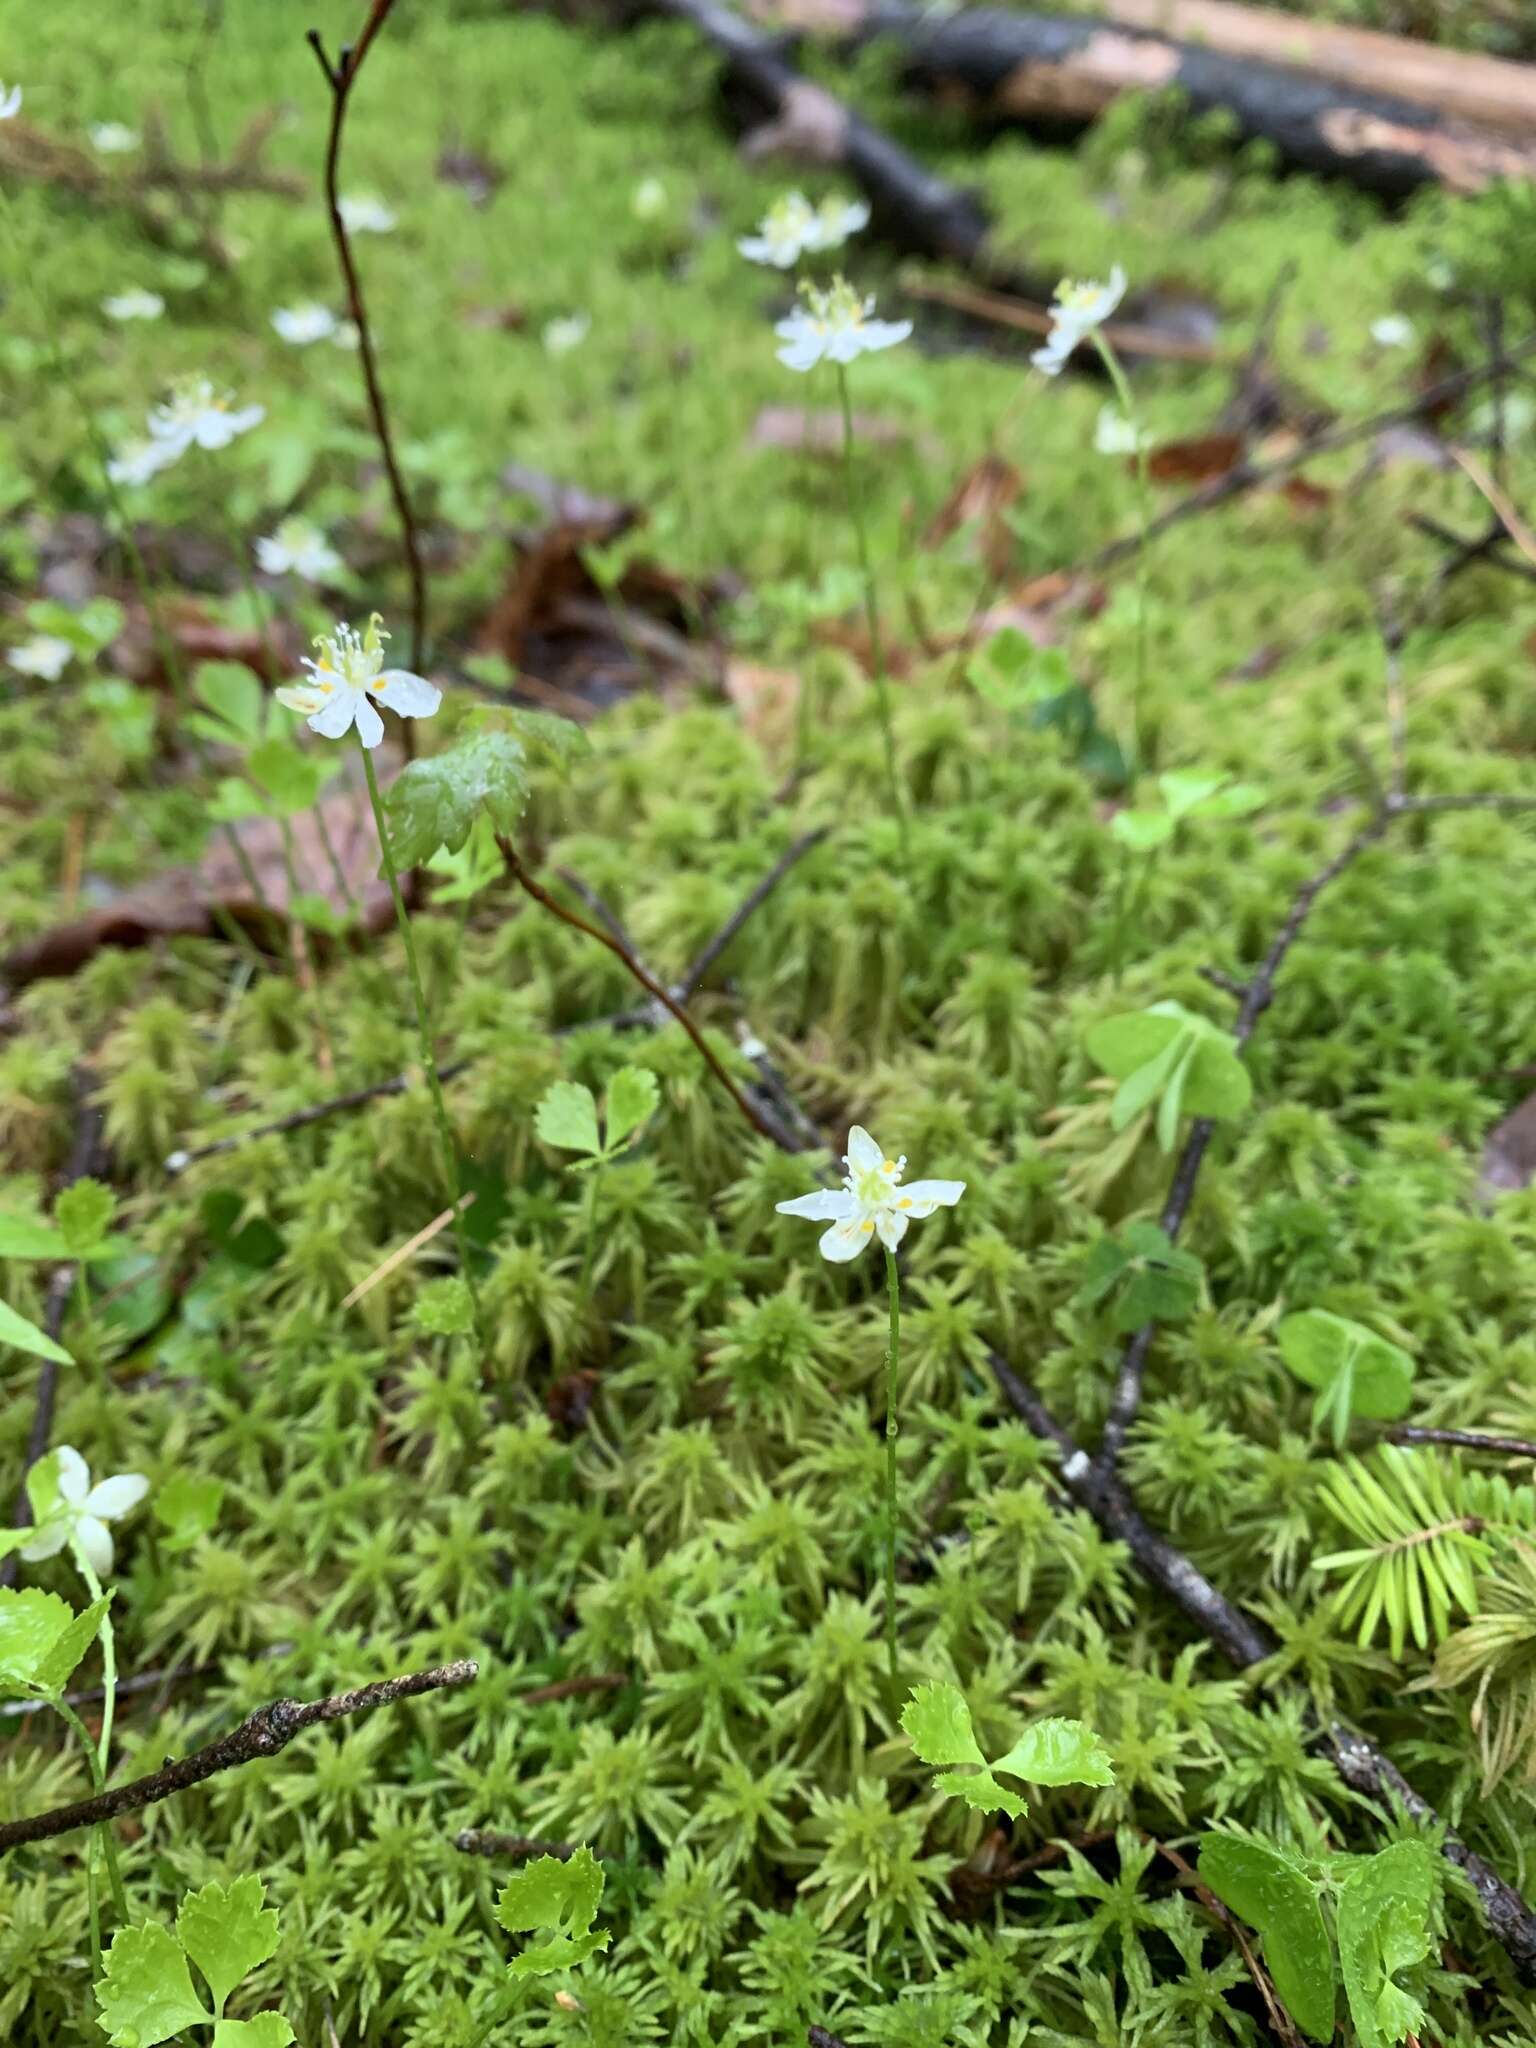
top-left (1147, 433), bottom-right (1244, 484)
top-left (924, 456), bottom-right (1024, 580)
top-left (750, 406), bottom-right (915, 455)
top-left (2, 772), bottom-right (394, 991)
top-left (1479, 1091), bottom-right (1536, 1200)
top-left (1280, 476), bottom-right (1334, 513)
top-left (114, 601), bottom-right (299, 691)
top-left (724, 659), bottom-right (801, 753)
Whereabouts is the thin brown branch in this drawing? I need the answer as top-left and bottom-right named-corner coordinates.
top-left (675, 829), bottom-right (829, 998)
top-left (499, 841), bottom-right (809, 1150)
top-left (1407, 513), bottom-right (1536, 588)
top-left (518, 1670), bottom-right (627, 1706)
top-left (309, 2), bottom-right (427, 704)
top-left (453, 1827), bottom-right (575, 1861)
top-left (0, 1661), bottom-right (477, 1850)
top-left (1387, 1425), bottom-right (1536, 1460)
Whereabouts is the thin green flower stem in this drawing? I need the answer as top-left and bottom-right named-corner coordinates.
top-left (835, 364), bottom-right (910, 865)
top-left (1093, 331), bottom-right (1153, 773)
top-left (576, 1169), bottom-right (601, 1311)
top-left (883, 1245), bottom-right (902, 1690)
top-left (356, 735), bottom-right (482, 1323)
top-left (72, 1561), bottom-right (129, 1946)
top-left (52, 1698), bottom-right (128, 1934)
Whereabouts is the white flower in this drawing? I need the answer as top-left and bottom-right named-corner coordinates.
top-left (776, 1125), bottom-right (964, 1262)
top-left (11, 635), bottom-right (74, 681)
top-left (739, 191), bottom-right (819, 269)
top-left (0, 83), bottom-right (21, 121)
top-left (774, 277), bottom-right (911, 373)
top-left (90, 121), bottom-right (139, 152)
top-left (1371, 315), bottom-right (1414, 349)
top-left (272, 302), bottom-right (339, 345)
top-left (255, 518), bottom-right (341, 583)
top-left (103, 288), bottom-right (165, 322)
top-left (1094, 405), bottom-right (1147, 456)
top-left (145, 375), bottom-right (264, 466)
top-left (542, 313), bottom-right (590, 357)
top-left (1032, 265), bottom-right (1127, 376)
top-left (807, 195), bottom-right (870, 252)
top-left (333, 319), bottom-right (360, 352)
top-left (276, 613), bottom-right (441, 750)
top-left (107, 436), bottom-right (172, 488)
top-left (338, 192), bottom-right (397, 235)
top-left (19, 1446), bottom-right (148, 1579)
top-left (632, 176), bottom-right (667, 222)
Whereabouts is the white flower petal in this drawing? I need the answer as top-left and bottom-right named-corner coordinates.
top-left (53, 1446), bottom-right (90, 1505)
top-left (895, 1178), bottom-right (966, 1217)
top-left (276, 684), bottom-right (326, 717)
top-left (372, 669), bottom-right (441, 718)
top-left (73, 1516), bottom-right (115, 1579)
top-left (845, 1127), bottom-right (883, 1173)
top-left (818, 1215), bottom-right (875, 1263)
top-left (308, 687), bottom-right (365, 740)
top-left (18, 1522), bottom-right (68, 1563)
top-left (353, 694), bottom-right (386, 750)
top-left (84, 1473), bottom-right (149, 1520)
top-left (874, 1207), bottom-right (908, 1252)
top-left (776, 1190), bottom-right (857, 1222)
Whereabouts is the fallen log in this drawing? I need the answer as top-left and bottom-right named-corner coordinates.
top-left (858, 5), bottom-right (1536, 199)
top-left (1095, 0), bottom-right (1536, 135)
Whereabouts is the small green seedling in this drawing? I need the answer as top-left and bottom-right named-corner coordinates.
top-left (535, 1066), bottom-right (661, 1305)
top-left (0, 1177), bottom-right (126, 1364)
top-left (496, 1847), bottom-right (611, 1977)
top-left (901, 1680), bottom-right (1113, 1820)
top-left (1201, 1833), bottom-right (1442, 2048)
top-left (383, 710), bottom-right (588, 871)
top-left (1079, 1220), bottom-right (1205, 1332)
top-left (95, 1875), bottom-right (294, 2046)
top-left (0, 1584), bottom-right (112, 1704)
top-left (1110, 770), bottom-right (1263, 852)
top-left (1085, 1000), bottom-right (1252, 1151)
top-left (969, 631), bottom-right (1125, 784)
top-left (1277, 1309), bottom-right (1415, 1448)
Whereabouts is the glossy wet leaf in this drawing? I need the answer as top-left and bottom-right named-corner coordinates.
top-left (1200, 1833), bottom-right (1336, 2043)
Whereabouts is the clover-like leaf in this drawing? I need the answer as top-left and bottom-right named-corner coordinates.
top-left (1200, 1833), bottom-right (1336, 2044)
top-left (1086, 1003), bottom-right (1251, 1148)
top-left (1278, 1310), bottom-right (1415, 1448)
top-left (1110, 808), bottom-right (1173, 852)
top-left (990, 1717), bottom-right (1115, 1789)
top-left (496, 1847), bottom-right (611, 1977)
top-left (190, 660), bottom-right (265, 745)
top-left (383, 731), bottom-right (532, 869)
top-left (1079, 1221), bottom-right (1204, 1333)
top-left (901, 1681), bottom-right (986, 1769)
top-left (55, 1178), bottom-right (118, 1260)
top-left (0, 1296), bottom-right (73, 1366)
top-left (903, 1682), bottom-right (1112, 1822)
top-left (603, 1066), bottom-right (659, 1154)
top-left (1182, 1036), bottom-right (1253, 1122)
top-left (95, 1922), bottom-right (211, 2047)
top-left (535, 1081), bottom-right (602, 1159)
top-left (178, 1875), bottom-right (282, 2016)
top-left (1336, 1839), bottom-right (1439, 2048)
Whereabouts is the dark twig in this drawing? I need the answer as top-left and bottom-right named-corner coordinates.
top-left (1151, 1836), bottom-right (1304, 2048)
top-left (986, 1353), bottom-right (1536, 1979)
top-left (499, 840), bottom-right (808, 1150)
top-left (454, 1827), bottom-right (574, 1862)
top-left (808, 2031), bottom-right (851, 2048)
top-left (1080, 335), bottom-right (1536, 575)
top-left (2, 1071), bottom-right (108, 1591)
top-left (0, 1660), bottom-right (476, 1850)
top-left (308, 3), bottom-right (427, 705)
top-left (1407, 513), bottom-right (1536, 588)
top-left (1387, 1425), bottom-right (1536, 1460)
top-left (674, 829), bottom-right (828, 998)
top-left (554, 870), bottom-right (637, 954)
top-left (164, 1059), bottom-right (474, 1172)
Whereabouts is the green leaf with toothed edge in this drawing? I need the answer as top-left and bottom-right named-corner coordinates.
top-left (535, 1081), bottom-right (602, 1158)
top-left (603, 1066), bottom-right (660, 1153)
top-left (496, 1847), bottom-right (610, 1976)
top-left (903, 1682), bottom-right (1114, 1821)
top-left (178, 1875), bottom-right (281, 2016)
top-left (94, 1922), bottom-right (211, 2047)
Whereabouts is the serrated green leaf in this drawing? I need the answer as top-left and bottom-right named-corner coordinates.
top-left (0, 1210), bottom-right (67, 1259)
top-left (496, 1847), bottom-right (609, 1977)
top-left (54, 1178), bottom-right (117, 1259)
top-left (0, 1296), bottom-right (73, 1366)
top-left (32, 1593), bottom-right (110, 1696)
top-left (212, 2018), bottom-right (296, 2048)
top-left (178, 1875), bottom-right (281, 2015)
top-left (95, 1922), bottom-right (211, 2047)
top-left (991, 1717), bottom-right (1116, 1788)
top-left (932, 1764), bottom-right (1027, 1820)
top-left (900, 1681), bottom-right (985, 1768)
top-left (1337, 1840), bottom-right (1438, 2048)
top-left (1200, 1834), bottom-right (1336, 2044)
top-left (603, 1066), bottom-right (659, 1153)
top-left (0, 1588), bottom-right (77, 1693)
top-left (425, 813), bottom-right (502, 904)
top-left (535, 1081), bottom-right (602, 1158)
top-left (383, 731), bottom-right (532, 868)
top-left (506, 708), bottom-right (591, 778)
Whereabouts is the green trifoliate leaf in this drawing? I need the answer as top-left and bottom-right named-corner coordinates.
top-left (1110, 808), bottom-right (1173, 851)
top-left (1199, 1833), bottom-right (1335, 2044)
top-left (383, 731), bottom-right (533, 869)
top-left (1086, 1003), bottom-right (1251, 1146)
top-left (901, 1681), bottom-right (986, 1769)
top-left (95, 1922), bottom-right (211, 2047)
top-left (496, 1847), bottom-right (610, 1977)
top-left (178, 1875), bottom-right (282, 2016)
top-left (1085, 1006), bottom-right (1186, 1080)
top-left (1336, 1839), bottom-right (1439, 2048)
top-left (603, 1066), bottom-right (659, 1153)
top-left (990, 1717), bottom-right (1116, 1788)
top-left (154, 1475), bottom-right (225, 1549)
top-left (0, 1588), bottom-right (79, 1694)
top-left (1158, 769), bottom-right (1227, 819)
top-left (1277, 1310), bottom-right (1415, 1448)
top-left (0, 1297), bottom-right (73, 1365)
top-left (31, 1593), bottom-right (111, 1696)
top-left (535, 1081), bottom-right (602, 1159)
top-left (211, 2019), bottom-right (296, 2048)
top-left (1079, 1221), bottom-right (1204, 1333)
top-left (54, 1178), bottom-right (118, 1259)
